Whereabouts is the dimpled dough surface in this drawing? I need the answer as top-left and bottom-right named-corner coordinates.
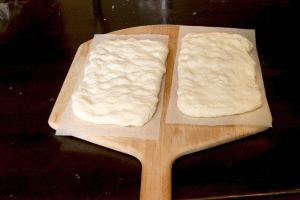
top-left (72, 39), bottom-right (168, 126)
top-left (177, 32), bottom-right (263, 117)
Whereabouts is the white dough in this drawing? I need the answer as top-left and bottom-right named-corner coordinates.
top-left (72, 39), bottom-right (168, 126)
top-left (177, 32), bottom-right (263, 117)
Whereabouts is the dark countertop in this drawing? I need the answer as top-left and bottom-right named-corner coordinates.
top-left (1, 0), bottom-right (299, 199)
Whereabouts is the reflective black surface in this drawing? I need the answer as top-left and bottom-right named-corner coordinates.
top-left (1, 0), bottom-right (299, 199)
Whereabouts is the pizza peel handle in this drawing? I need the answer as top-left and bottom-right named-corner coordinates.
top-left (48, 25), bottom-right (269, 200)
top-left (140, 138), bottom-right (173, 200)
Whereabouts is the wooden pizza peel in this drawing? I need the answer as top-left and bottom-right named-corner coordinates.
top-left (48, 25), bottom-right (270, 200)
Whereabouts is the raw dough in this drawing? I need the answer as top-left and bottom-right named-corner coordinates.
top-left (72, 39), bottom-right (168, 126)
top-left (177, 32), bottom-right (262, 117)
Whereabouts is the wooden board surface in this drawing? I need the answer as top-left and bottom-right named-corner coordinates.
top-left (48, 25), bottom-right (270, 200)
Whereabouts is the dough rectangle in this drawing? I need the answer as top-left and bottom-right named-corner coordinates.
top-left (166, 26), bottom-right (272, 127)
top-left (177, 32), bottom-right (262, 117)
top-left (72, 39), bottom-right (169, 126)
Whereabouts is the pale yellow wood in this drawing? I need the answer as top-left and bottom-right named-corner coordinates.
top-left (48, 25), bottom-right (269, 200)
top-left (48, 40), bottom-right (92, 130)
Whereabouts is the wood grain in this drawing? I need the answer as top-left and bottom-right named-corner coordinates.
top-left (48, 25), bottom-right (269, 200)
